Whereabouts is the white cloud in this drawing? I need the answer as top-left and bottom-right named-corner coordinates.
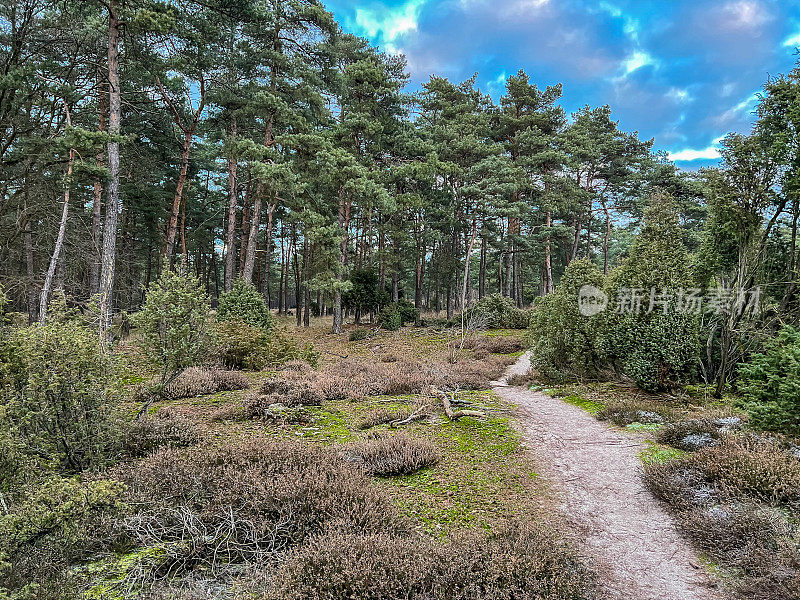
top-left (784, 31), bottom-right (800, 47)
top-left (669, 146), bottom-right (721, 162)
top-left (622, 50), bottom-right (655, 75)
top-left (722, 1), bottom-right (770, 29)
top-left (667, 87), bottom-right (692, 103)
top-left (354, 0), bottom-right (426, 43)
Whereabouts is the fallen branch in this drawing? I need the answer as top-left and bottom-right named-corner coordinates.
top-left (391, 404), bottom-right (430, 427)
top-left (429, 387), bottom-right (485, 420)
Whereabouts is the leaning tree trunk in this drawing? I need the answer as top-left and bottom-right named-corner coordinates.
top-left (164, 129), bottom-right (193, 263)
top-left (99, 0), bottom-right (121, 341)
top-left (40, 144), bottom-right (75, 323)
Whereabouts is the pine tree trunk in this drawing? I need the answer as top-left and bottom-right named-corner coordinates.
top-left (479, 226), bottom-right (486, 299)
top-left (333, 189), bottom-right (349, 333)
top-left (224, 119), bottom-right (238, 291)
top-left (164, 129), bottom-right (193, 263)
top-left (40, 143), bottom-right (75, 323)
top-left (99, 0), bottom-right (121, 340)
top-left (90, 69), bottom-right (107, 297)
top-left (544, 210), bottom-right (554, 294)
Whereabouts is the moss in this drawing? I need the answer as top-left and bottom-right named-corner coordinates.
top-left (297, 407), bottom-right (354, 441)
top-left (626, 422), bottom-right (663, 432)
top-left (83, 546), bottom-right (167, 599)
top-left (639, 442), bottom-right (687, 465)
top-left (561, 394), bottom-right (606, 416)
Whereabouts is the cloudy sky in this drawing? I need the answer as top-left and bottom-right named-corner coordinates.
top-left (325, 0), bottom-right (800, 168)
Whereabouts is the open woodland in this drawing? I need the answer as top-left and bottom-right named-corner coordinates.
top-left (1, 1), bottom-right (800, 599)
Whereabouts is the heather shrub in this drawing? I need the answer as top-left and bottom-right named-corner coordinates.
top-left (0, 320), bottom-right (120, 473)
top-left (656, 419), bottom-right (724, 451)
top-left (486, 335), bottom-right (525, 354)
top-left (738, 325), bottom-right (800, 435)
top-left (133, 269), bottom-right (210, 399)
top-left (689, 436), bottom-right (800, 507)
top-left (162, 367), bottom-right (250, 400)
top-left (216, 278), bottom-right (273, 331)
top-left (643, 435), bottom-right (800, 600)
top-left (114, 440), bottom-right (409, 576)
top-left (343, 433), bottom-right (440, 476)
top-left (274, 522), bottom-right (595, 600)
top-left (124, 408), bottom-right (203, 456)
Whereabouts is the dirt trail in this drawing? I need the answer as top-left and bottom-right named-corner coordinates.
top-left (492, 352), bottom-right (722, 600)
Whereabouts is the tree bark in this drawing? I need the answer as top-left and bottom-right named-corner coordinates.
top-left (90, 68), bottom-right (107, 297)
top-left (159, 75), bottom-right (205, 265)
top-left (544, 210), bottom-right (554, 294)
top-left (40, 143), bottom-right (75, 323)
top-left (224, 119), bottom-right (238, 291)
top-left (332, 187), bottom-right (346, 333)
top-left (99, 0), bottom-right (121, 340)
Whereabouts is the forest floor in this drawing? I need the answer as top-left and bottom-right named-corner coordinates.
top-left (494, 352), bottom-right (722, 600)
top-left (117, 319), bottom-right (799, 598)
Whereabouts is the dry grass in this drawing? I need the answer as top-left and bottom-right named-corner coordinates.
top-left (342, 432), bottom-right (441, 476)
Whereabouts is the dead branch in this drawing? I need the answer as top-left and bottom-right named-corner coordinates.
top-left (391, 404), bottom-right (430, 427)
top-left (429, 387), bottom-right (485, 420)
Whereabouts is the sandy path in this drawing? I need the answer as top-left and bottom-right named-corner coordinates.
top-left (492, 352), bottom-right (722, 600)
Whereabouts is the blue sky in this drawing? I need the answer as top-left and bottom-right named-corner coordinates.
top-left (325, 0), bottom-right (800, 169)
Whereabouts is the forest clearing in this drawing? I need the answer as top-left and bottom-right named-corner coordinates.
top-left (3, 0), bottom-right (800, 599)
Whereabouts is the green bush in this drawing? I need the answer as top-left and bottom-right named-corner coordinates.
top-left (212, 319), bottom-right (269, 369)
top-left (349, 328), bottom-right (369, 341)
top-left (528, 194), bottom-right (701, 392)
top-left (212, 320), bottom-right (318, 370)
top-left (378, 301), bottom-right (418, 331)
top-left (601, 194), bottom-right (701, 391)
top-left (0, 476), bottom-right (124, 600)
top-left (466, 294), bottom-right (530, 329)
top-left (0, 320), bottom-right (120, 473)
top-left (132, 269), bottom-right (210, 396)
top-left (216, 278), bottom-right (273, 331)
top-left (739, 325), bottom-right (800, 435)
top-left (528, 259), bottom-right (606, 380)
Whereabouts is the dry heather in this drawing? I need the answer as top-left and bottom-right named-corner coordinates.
top-left (342, 432), bottom-right (441, 476)
top-left (273, 522), bottom-right (596, 600)
top-left (162, 367), bottom-right (251, 400)
top-left (124, 407), bottom-right (202, 456)
top-left (245, 355), bottom-right (512, 417)
top-left (112, 439), bottom-right (410, 579)
top-left (644, 435), bottom-right (800, 599)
